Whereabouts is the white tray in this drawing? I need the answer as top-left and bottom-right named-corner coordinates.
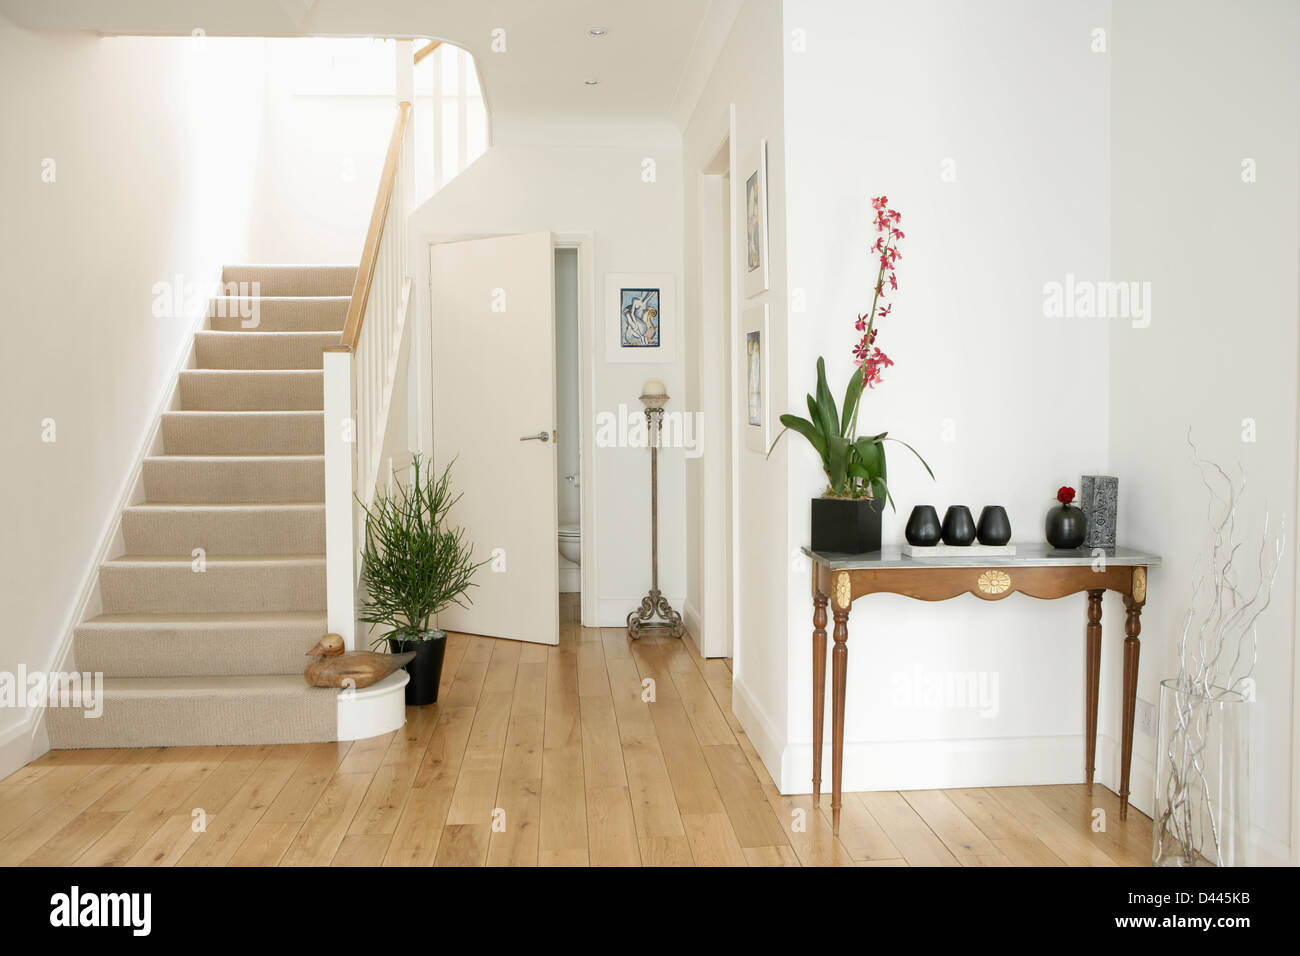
top-left (902, 543), bottom-right (1017, 558)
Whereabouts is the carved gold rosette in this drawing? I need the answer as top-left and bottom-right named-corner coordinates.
top-left (977, 570), bottom-right (1012, 595)
top-left (1132, 566), bottom-right (1147, 603)
top-left (834, 571), bottom-right (852, 609)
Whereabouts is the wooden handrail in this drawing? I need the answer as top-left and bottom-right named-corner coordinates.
top-left (414, 40), bottom-right (441, 65)
top-left (330, 100), bottom-right (412, 354)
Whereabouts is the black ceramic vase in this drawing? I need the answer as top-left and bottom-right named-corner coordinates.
top-left (905, 505), bottom-right (942, 546)
top-left (940, 506), bottom-right (977, 546)
top-left (976, 506), bottom-right (1012, 546)
top-left (1045, 504), bottom-right (1087, 549)
top-left (389, 629), bottom-right (448, 706)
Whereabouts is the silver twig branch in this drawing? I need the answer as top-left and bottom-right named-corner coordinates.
top-left (1156, 432), bottom-right (1284, 866)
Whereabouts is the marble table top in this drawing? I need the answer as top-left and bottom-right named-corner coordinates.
top-left (801, 543), bottom-right (1162, 570)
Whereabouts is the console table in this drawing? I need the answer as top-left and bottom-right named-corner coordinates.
top-left (803, 544), bottom-right (1161, 834)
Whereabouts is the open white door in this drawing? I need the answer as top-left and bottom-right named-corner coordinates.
top-left (430, 232), bottom-right (559, 645)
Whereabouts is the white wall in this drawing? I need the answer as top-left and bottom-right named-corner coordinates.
top-left (1109, 0), bottom-right (1299, 863)
top-left (246, 40), bottom-right (410, 264)
top-left (777, 0), bottom-right (1112, 793)
top-left (0, 27), bottom-right (264, 771)
top-left (682, 0), bottom-right (790, 766)
top-left (409, 119), bottom-right (686, 626)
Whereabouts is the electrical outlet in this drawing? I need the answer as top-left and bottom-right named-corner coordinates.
top-left (1136, 697), bottom-right (1156, 737)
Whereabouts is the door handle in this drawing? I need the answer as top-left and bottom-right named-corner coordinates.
top-left (520, 431), bottom-right (550, 443)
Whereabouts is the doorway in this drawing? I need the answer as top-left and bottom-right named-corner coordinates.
top-left (428, 231), bottom-right (560, 645)
top-left (694, 128), bottom-right (739, 661)
top-left (554, 247), bottom-right (582, 624)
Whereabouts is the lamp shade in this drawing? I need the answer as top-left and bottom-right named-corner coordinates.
top-left (640, 380), bottom-right (669, 409)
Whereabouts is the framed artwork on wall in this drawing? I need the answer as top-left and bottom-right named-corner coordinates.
top-left (742, 303), bottom-right (770, 453)
top-left (741, 140), bottom-right (770, 299)
top-left (604, 272), bottom-right (677, 364)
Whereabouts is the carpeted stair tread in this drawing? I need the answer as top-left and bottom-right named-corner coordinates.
top-left (221, 264), bottom-right (357, 297)
top-left (99, 554), bottom-right (326, 615)
top-left (76, 611), bottom-right (327, 678)
top-left (179, 369), bottom-right (324, 410)
top-left (121, 503), bottom-right (325, 555)
top-left (161, 410), bottom-right (325, 455)
top-left (44, 676), bottom-right (338, 749)
top-left (207, 295), bottom-right (348, 332)
top-left (194, 330), bottom-right (337, 370)
top-left (142, 455), bottom-right (324, 503)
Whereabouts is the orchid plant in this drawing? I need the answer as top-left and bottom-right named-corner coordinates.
top-left (771, 196), bottom-right (932, 506)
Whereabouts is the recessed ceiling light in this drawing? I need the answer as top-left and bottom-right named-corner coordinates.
top-left (588, 27), bottom-right (607, 37)
top-left (584, 78), bottom-right (599, 86)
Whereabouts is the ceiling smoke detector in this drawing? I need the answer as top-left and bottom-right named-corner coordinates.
top-left (584, 78), bottom-right (599, 86)
top-left (588, 27), bottom-right (607, 37)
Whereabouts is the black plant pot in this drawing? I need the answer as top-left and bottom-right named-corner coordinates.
top-left (1045, 504), bottom-right (1088, 549)
top-left (811, 497), bottom-right (882, 554)
top-left (941, 505), bottom-right (977, 546)
top-left (904, 505), bottom-right (942, 546)
top-left (976, 505), bottom-right (1012, 546)
top-left (389, 629), bottom-right (447, 706)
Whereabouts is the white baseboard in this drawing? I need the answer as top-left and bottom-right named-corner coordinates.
top-left (682, 600), bottom-right (702, 646)
top-left (0, 714), bottom-right (46, 783)
top-left (731, 675), bottom-right (785, 790)
top-left (780, 732), bottom-right (1092, 795)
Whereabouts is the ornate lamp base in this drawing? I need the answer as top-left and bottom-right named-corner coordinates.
top-left (627, 588), bottom-right (683, 640)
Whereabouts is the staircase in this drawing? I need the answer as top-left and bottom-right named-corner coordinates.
top-left (47, 265), bottom-right (358, 749)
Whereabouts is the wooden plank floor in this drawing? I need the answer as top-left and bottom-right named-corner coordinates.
top-left (0, 595), bottom-right (1152, 866)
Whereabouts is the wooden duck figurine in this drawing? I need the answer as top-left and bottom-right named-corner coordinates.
top-left (304, 633), bottom-right (416, 689)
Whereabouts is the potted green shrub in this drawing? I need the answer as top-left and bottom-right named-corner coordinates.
top-left (771, 197), bottom-right (932, 553)
top-left (358, 454), bottom-right (485, 705)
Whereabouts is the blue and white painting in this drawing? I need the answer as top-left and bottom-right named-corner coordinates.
top-left (620, 288), bottom-right (661, 349)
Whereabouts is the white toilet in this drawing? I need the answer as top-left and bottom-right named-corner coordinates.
top-left (558, 522), bottom-right (581, 566)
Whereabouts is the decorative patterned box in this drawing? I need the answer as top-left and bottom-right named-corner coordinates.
top-left (1081, 475), bottom-right (1118, 549)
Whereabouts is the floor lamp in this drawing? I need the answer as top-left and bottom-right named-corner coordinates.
top-left (627, 380), bottom-right (684, 640)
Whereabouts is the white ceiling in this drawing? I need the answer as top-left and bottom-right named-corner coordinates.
top-left (0, 0), bottom-right (742, 125)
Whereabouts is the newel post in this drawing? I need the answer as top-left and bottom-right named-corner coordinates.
top-left (323, 346), bottom-right (358, 649)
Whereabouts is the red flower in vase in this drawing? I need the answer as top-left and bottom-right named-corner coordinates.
top-left (1057, 486), bottom-right (1076, 505)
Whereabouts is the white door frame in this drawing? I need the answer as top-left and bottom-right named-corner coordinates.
top-left (420, 230), bottom-right (598, 629)
top-left (554, 232), bottom-right (598, 627)
top-left (695, 106), bottom-right (741, 659)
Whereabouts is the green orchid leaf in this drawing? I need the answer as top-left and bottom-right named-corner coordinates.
top-left (853, 437), bottom-right (885, 478)
top-left (814, 358), bottom-right (839, 441)
top-left (778, 414), bottom-right (827, 461)
top-left (840, 369), bottom-right (864, 437)
top-left (826, 434), bottom-right (850, 495)
top-left (883, 437), bottom-right (936, 480)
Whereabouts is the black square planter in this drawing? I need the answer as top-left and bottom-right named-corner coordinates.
top-left (811, 496), bottom-right (882, 555)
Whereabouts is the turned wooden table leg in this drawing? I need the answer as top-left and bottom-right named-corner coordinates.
top-left (831, 603), bottom-right (849, 835)
top-left (1119, 596), bottom-right (1143, 819)
top-left (1084, 590), bottom-right (1103, 787)
top-left (811, 590), bottom-right (828, 808)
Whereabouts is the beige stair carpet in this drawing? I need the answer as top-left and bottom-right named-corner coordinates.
top-left (48, 264), bottom-right (358, 750)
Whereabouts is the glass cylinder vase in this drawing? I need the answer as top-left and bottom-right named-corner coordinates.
top-left (1153, 678), bottom-right (1250, 867)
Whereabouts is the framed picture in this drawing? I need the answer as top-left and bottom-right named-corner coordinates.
top-left (741, 141), bottom-right (770, 299)
top-left (604, 273), bottom-right (677, 364)
top-left (742, 304), bottom-right (770, 453)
